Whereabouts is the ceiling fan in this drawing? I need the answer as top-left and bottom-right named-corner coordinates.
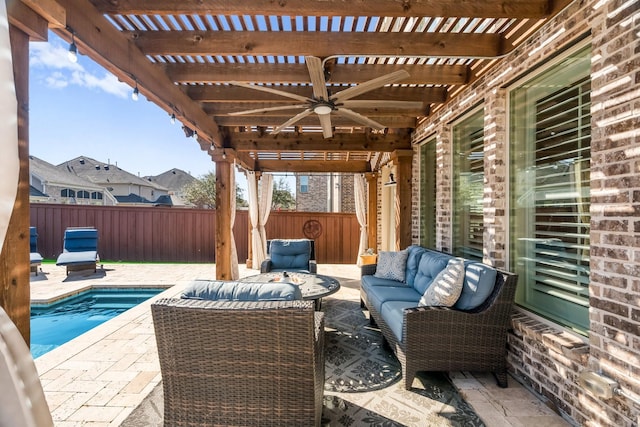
top-left (228, 56), bottom-right (421, 138)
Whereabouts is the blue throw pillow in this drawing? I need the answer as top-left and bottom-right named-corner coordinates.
top-left (374, 250), bottom-right (409, 282)
top-left (453, 262), bottom-right (498, 310)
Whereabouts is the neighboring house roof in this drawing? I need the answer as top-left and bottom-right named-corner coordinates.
top-left (29, 185), bottom-right (48, 198)
top-left (30, 155), bottom-right (105, 191)
top-left (58, 156), bottom-right (168, 191)
top-left (114, 193), bottom-right (173, 206)
top-left (145, 168), bottom-right (196, 194)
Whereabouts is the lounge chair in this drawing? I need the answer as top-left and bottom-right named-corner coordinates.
top-left (29, 226), bottom-right (43, 275)
top-left (55, 227), bottom-right (99, 275)
top-left (0, 306), bottom-right (54, 426)
top-left (152, 289), bottom-right (325, 426)
top-left (261, 238), bottom-right (317, 273)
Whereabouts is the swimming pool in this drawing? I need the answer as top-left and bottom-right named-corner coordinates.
top-left (31, 288), bottom-right (165, 358)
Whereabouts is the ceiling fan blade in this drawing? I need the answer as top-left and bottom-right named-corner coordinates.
top-left (332, 70), bottom-right (410, 102)
top-left (334, 108), bottom-right (386, 130)
top-left (272, 109), bottom-right (314, 134)
top-left (228, 104), bottom-right (308, 116)
top-left (305, 56), bottom-right (329, 101)
top-left (318, 114), bottom-right (333, 138)
top-left (341, 100), bottom-right (424, 109)
top-left (229, 81), bottom-right (310, 103)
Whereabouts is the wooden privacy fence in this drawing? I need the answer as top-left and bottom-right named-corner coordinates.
top-left (30, 203), bottom-right (360, 264)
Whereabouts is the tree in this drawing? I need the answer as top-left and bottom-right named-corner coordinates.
top-left (272, 177), bottom-right (296, 210)
top-left (183, 171), bottom-right (248, 209)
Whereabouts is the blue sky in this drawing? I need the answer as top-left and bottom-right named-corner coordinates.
top-left (28, 32), bottom-right (220, 180)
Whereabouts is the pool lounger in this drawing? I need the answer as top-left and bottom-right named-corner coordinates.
top-left (56, 228), bottom-right (100, 275)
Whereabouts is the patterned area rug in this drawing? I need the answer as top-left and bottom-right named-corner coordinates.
top-left (325, 329), bottom-right (401, 392)
top-left (321, 297), bottom-right (485, 427)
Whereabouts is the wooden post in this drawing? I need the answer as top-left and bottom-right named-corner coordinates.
top-left (0, 25), bottom-right (30, 343)
top-left (365, 172), bottom-right (378, 252)
top-left (392, 150), bottom-right (413, 250)
top-left (215, 159), bottom-right (232, 280)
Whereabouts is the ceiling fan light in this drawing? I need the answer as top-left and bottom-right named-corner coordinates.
top-left (313, 104), bottom-right (333, 115)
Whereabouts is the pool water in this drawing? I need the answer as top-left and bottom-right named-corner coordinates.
top-left (31, 288), bottom-right (164, 359)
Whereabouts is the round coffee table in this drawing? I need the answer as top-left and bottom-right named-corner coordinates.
top-left (239, 272), bottom-right (340, 310)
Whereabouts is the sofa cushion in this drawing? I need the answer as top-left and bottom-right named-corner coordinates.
top-left (412, 252), bottom-right (451, 295)
top-left (269, 239), bottom-right (311, 270)
top-left (454, 262), bottom-right (498, 310)
top-left (374, 250), bottom-right (409, 282)
top-left (419, 258), bottom-right (465, 307)
top-left (361, 274), bottom-right (410, 288)
top-left (55, 250), bottom-right (97, 266)
top-left (182, 280), bottom-right (303, 301)
top-left (363, 284), bottom-right (421, 313)
top-left (380, 301), bottom-right (418, 343)
top-left (404, 245), bottom-right (429, 288)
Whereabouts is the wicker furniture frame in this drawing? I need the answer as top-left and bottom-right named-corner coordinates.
top-left (360, 264), bottom-right (518, 390)
top-left (152, 298), bottom-right (324, 427)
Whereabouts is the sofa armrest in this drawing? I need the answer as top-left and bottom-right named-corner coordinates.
top-left (260, 258), bottom-right (272, 273)
top-left (361, 263), bottom-right (377, 277)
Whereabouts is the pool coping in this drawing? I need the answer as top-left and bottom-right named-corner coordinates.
top-left (30, 284), bottom-right (174, 305)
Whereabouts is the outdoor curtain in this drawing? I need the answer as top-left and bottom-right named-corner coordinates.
top-left (247, 172), bottom-right (273, 269)
top-left (0, 0), bottom-right (18, 249)
top-left (230, 162), bottom-right (239, 279)
top-left (354, 174), bottom-right (368, 266)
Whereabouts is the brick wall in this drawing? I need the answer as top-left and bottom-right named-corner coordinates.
top-left (296, 174), bottom-right (356, 212)
top-left (410, 0), bottom-right (640, 425)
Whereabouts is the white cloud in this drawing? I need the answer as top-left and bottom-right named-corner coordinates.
top-left (30, 40), bottom-right (130, 99)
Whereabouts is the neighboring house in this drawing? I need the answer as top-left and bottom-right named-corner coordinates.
top-left (144, 168), bottom-right (196, 206)
top-left (296, 173), bottom-right (355, 213)
top-left (58, 156), bottom-right (170, 206)
top-left (29, 155), bottom-right (116, 205)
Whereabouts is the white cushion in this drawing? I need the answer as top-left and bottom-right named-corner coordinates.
top-left (374, 250), bottom-right (409, 282)
top-left (419, 258), bottom-right (465, 307)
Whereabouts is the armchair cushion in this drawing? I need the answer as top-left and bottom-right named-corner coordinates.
top-left (374, 250), bottom-right (409, 282)
top-left (182, 280), bottom-right (302, 301)
top-left (270, 239), bottom-right (312, 270)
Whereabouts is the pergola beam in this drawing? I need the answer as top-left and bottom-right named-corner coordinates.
top-left (230, 131), bottom-right (411, 152)
top-left (90, 0), bottom-right (559, 19)
top-left (256, 160), bottom-right (371, 173)
top-left (186, 85), bottom-right (448, 104)
top-left (170, 63), bottom-right (468, 85)
top-left (134, 31), bottom-right (505, 58)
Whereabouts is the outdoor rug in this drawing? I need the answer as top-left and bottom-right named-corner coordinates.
top-left (321, 296), bottom-right (485, 427)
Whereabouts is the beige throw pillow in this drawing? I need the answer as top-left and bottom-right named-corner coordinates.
top-left (419, 258), bottom-right (465, 307)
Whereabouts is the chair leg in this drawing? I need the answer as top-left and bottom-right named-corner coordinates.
top-left (493, 370), bottom-right (508, 388)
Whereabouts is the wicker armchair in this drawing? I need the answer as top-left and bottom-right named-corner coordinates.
top-left (151, 298), bottom-right (324, 427)
top-left (361, 264), bottom-right (518, 389)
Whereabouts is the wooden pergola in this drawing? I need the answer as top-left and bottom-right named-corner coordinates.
top-left (2, 0), bottom-right (572, 340)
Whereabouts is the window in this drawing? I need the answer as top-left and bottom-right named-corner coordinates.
top-left (77, 190), bottom-right (90, 199)
top-left (419, 137), bottom-right (437, 248)
top-left (452, 109), bottom-right (484, 261)
top-left (61, 189), bottom-right (75, 198)
top-left (91, 192), bottom-right (103, 200)
top-left (300, 175), bottom-right (309, 193)
top-left (509, 43), bottom-right (591, 334)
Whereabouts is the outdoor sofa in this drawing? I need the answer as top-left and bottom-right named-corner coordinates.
top-left (360, 245), bottom-right (518, 389)
top-left (152, 280), bottom-right (325, 427)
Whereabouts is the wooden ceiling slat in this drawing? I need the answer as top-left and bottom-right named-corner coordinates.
top-left (91, 0), bottom-right (557, 19)
top-left (131, 31), bottom-right (506, 58)
top-left (256, 159), bottom-right (370, 173)
top-left (205, 104), bottom-right (425, 117)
